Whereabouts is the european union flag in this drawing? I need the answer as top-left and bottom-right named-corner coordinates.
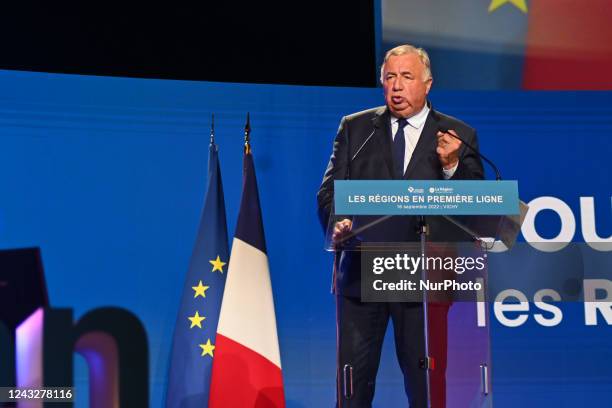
top-left (165, 137), bottom-right (229, 408)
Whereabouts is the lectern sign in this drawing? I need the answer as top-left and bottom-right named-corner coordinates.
top-left (334, 180), bottom-right (519, 216)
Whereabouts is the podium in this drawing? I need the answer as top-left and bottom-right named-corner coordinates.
top-left (324, 180), bottom-right (526, 408)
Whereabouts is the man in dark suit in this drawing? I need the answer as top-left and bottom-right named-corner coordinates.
top-left (317, 45), bottom-right (484, 407)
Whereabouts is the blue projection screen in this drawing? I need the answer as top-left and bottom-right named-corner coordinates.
top-left (0, 70), bottom-right (610, 407)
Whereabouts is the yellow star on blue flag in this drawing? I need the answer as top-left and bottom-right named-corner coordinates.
top-left (199, 339), bottom-right (215, 358)
top-left (209, 255), bottom-right (226, 273)
top-left (188, 311), bottom-right (206, 329)
top-left (192, 280), bottom-right (209, 298)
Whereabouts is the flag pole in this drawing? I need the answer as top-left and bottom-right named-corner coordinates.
top-left (244, 112), bottom-right (251, 154)
top-left (210, 113), bottom-right (215, 147)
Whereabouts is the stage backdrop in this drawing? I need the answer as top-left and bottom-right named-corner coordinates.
top-left (0, 70), bottom-right (610, 407)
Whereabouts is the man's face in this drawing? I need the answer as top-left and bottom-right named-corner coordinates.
top-left (382, 53), bottom-right (432, 118)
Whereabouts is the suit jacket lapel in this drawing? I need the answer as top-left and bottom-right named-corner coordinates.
top-left (372, 106), bottom-right (395, 179)
top-left (403, 107), bottom-right (438, 179)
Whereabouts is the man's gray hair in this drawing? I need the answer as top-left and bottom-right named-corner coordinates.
top-left (379, 44), bottom-right (432, 84)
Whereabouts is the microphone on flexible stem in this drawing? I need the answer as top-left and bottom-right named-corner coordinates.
top-left (335, 123), bottom-right (380, 248)
top-left (438, 126), bottom-right (502, 181)
top-left (345, 123), bottom-right (378, 179)
top-left (351, 128), bottom-right (376, 162)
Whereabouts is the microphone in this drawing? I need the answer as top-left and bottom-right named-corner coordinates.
top-left (351, 128), bottom-right (376, 162)
top-left (336, 119), bottom-right (381, 247)
top-left (438, 126), bottom-right (502, 181)
top-left (345, 117), bottom-right (380, 180)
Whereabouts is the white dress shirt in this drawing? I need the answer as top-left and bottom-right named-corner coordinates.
top-left (390, 104), bottom-right (458, 179)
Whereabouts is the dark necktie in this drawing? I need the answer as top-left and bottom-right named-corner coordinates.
top-left (393, 118), bottom-right (408, 178)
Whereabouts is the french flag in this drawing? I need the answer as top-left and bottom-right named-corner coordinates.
top-left (209, 140), bottom-right (285, 407)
